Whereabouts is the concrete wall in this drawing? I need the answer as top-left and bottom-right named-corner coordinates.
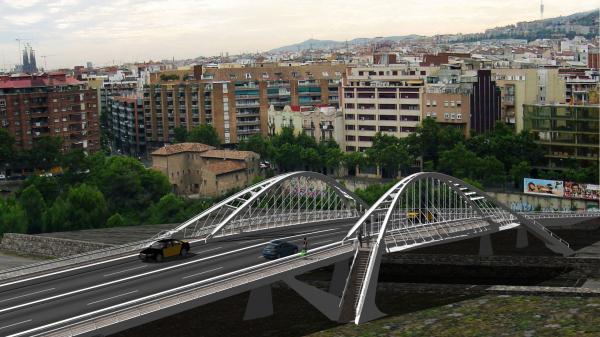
top-left (488, 191), bottom-right (599, 212)
top-left (0, 233), bottom-right (113, 258)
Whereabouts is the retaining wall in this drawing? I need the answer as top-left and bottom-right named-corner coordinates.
top-left (0, 233), bottom-right (114, 258)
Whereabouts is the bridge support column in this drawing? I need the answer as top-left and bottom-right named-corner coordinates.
top-left (516, 227), bottom-right (529, 248)
top-left (329, 259), bottom-right (350, 297)
top-left (243, 285), bottom-right (273, 320)
top-left (479, 234), bottom-right (493, 256)
top-left (283, 276), bottom-right (342, 321)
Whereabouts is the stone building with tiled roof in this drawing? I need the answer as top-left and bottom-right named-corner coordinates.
top-left (151, 142), bottom-right (259, 197)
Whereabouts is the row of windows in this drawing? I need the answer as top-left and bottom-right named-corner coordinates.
top-left (425, 112), bottom-right (464, 120)
top-left (425, 100), bottom-right (462, 107)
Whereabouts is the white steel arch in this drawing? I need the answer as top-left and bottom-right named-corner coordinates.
top-left (165, 171), bottom-right (367, 241)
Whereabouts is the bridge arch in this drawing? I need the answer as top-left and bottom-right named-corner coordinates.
top-left (166, 171), bottom-right (368, 241)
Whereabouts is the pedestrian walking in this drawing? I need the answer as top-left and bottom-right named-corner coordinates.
top-left (303, 236), bottom-right (308, 252)
top-left (356, 228), bottom-right (363, 248)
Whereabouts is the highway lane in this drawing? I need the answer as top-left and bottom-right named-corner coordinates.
top-left (0, 223), bottom-right (354, 336)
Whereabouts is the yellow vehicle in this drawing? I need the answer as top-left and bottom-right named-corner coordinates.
top-left (139, 239), bottom-right (191, 262)
top-left (406, 209), bottom-right (435, 222)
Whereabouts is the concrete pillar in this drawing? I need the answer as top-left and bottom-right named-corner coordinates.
top-left (516, 226), bottom-right (529, 249)
top-left (329, 259), bottom-right (350, 297)
top-left (479, 234), bottom-right (493, 256)
top-left (283, 276), bottom-right (342, 321)
top-left (243, 285), bottom-right (273, 320)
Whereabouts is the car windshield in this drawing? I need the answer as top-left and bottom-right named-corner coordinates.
top-left (150, 241), bottom-right (164, 249)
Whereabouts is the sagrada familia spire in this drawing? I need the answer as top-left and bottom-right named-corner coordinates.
top-left (22, 44), bottom-right (38, 73)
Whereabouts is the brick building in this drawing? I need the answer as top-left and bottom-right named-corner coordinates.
top-left (142, 63), bottom-right (345, 151)
top-left (107, 96), bottom-right (146, 156)
top-left (0, 73), bottom-right (100, 152)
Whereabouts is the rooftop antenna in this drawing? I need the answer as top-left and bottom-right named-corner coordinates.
top-left (40, 54), bottom-right (56, 71)
top-left (540, 0), bottom-right (544, 20)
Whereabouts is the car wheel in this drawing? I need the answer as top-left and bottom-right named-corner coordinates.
top-left (180, 248), bottom-right (188, 257)
top-left (155, 254), bottom-right (163, 262)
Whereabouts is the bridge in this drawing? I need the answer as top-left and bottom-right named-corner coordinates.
top-left (0, 172), bottom-right (597, 336)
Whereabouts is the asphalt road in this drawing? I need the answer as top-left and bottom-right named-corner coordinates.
top-left (0, 223), bottom-right (353, 336)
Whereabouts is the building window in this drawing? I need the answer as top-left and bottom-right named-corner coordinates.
top-left (444, 101), bottom-right (449, 107)
top-left (444, 113), bottom-right (450, 119)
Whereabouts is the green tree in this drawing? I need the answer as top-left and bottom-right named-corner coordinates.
top-left (475, 156), bottom-right (505, 186)
top-left (239, 134), bottom-right (269, 158)
top-left (18, 185), bottom-right (46, 233)
top-left (342, 151), bottom-right (365, 175)
top-left (148, 193), bottom-right (185, 224)
top-left (438, 143), bottom-right (479, 180)
top-left (106, 213), bottom-right (126, 227)
top-left (0, 128), bottom-right (15, 170)
top-left (187, 124), bottom-right (220, 147)
top-left (173, 126), bottom-right (188, 143)
top-left (405, 117), bottom-right (464, 169)
top-left (42, 196), bottom-right (69, 233)
top-left (21, 176), bottom-right (61, 204)
top-left (0, 197), bottom-right (27, 234)
top-left (509, 161), bottom-right (531, 189)
top-left (26, 136), bottom-right (63, 171)
top-left (366, 133), bottom-right (412, 178)
top-left (354, 181), bottom-right (398, 205)
top-left (66, 184), bottom-right (109, 230)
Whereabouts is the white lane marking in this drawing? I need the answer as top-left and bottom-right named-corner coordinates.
top-left (0, 238), bottom-right (207, 289)
top-left (237, 238), bottom-right (263, 245)
top-left (0, 228), bottom-right (340, 315)
top-left (103, 266), bottom-right (147, 277)
top-left (0, 288), bottom-right (55, 303)
top-left (86, 290), bottom-right (138, 306)
top-left (0, 320), bottom-right (31, 331)
top-left (181, 267), bottom-right (223, 280)
top-left (6, 240), bottom-right (348, 337)
top-left (196, 246), bottom-right (223, 254)
top-left (257, 255), bottom-right (264, 259)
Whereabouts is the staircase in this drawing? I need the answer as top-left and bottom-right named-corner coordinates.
top-left (338, 247), bottom-right (371, 322)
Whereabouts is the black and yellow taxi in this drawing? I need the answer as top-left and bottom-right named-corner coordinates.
top-left (139, 239), bottom-right (190, 262)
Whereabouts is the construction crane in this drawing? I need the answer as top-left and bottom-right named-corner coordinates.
top-left (40, 55), bottom-right (56, 71)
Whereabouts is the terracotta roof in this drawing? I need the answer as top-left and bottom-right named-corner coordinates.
top-left (151, 143), bottom-right (215, 156)
top-left (201, 149), bottom-right (257, 160)
top-left (204, 161), bottom-right (247, 175)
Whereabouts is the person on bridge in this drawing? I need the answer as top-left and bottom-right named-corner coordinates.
top-left (357, 228), bottom-right (363, 248)
top-left (303, 236), bottom-right (308, 253)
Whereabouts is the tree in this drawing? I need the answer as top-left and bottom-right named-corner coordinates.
top-left (21, 176), bottom-right (61, 204)
top-left (0, 197), bottom-right (27, 235)
top-left (342, 151), bottom-right (365, 176)
top-left (66, 184), bottom-right (109, 230)
top-left (0, 128), bottom-right (15, 170)
top-left (509, 161), bottom-right (531, 189)
top-left (405, 118), bottom-right (464, 169)
top-left (173, 126), bottom-right (188, 143)
top-left (18, 185), bottom-right (46, 233)
top-left (148, 193), bottom-right (185, 224)
top-left (42, 197), bottom-right (69, 233)
top-left (366, 133), bottom-right (412, 178)
top-left (26, 136), bottom-right (63, 171)
top-left (187, 124), bottom-right (220, 147)
top-left (475, 156), bottom-right (505, 186)
top-left (238, 134), bottom-right (268, 158)
top-left (106, 213), bottom-right (126, 227)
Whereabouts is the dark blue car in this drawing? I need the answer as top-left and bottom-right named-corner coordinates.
top-left (262, 240), bottom-right (299, 259)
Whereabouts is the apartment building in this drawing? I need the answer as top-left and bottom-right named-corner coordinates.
top-left (0, 73), bottom-right (100, 152)
top-left (559, 68), bottom-right (599, 105)
top-left (422, 88), bottom-right (471, 137)
top-left (492, 68), bottom-right (566, 132)
top-left (341, 65), bottom-right (429, 153)
top-left (142, 63), bottom-right (345, 151)
top-left (107, 96), bottom-right (146, 156)
top-left (267, 105), bottom-right (343, 143)
top-left (467, 70), bottom-right (502, 134)
top-left (523, 103), bottom-right (599, 170)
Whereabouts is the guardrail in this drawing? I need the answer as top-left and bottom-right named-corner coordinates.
top-left (0, 238), bottom-right (157, 282)
top-left (15, 241), bottom-right (354, 337)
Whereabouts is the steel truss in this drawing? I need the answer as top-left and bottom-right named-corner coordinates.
top-left (165, 171), bottom-right (367, 241)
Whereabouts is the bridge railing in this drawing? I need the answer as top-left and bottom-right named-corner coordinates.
top-left (0, 238), bottom-right (157, 282)
top-left (14, 241), bottom-right (355, 337)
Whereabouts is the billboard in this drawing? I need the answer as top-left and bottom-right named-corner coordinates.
top-left (524, 178), bottom-right (564, 197)
top-left (564, 181), bottom-right (600, 201)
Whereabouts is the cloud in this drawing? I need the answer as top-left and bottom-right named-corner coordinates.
top-left (2, 13), bottom-right (45, 26)
top-left (1, 0), bottom-right (41, 9)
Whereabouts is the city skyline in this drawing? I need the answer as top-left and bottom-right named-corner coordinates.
top-left (0, 0), bottom-right (598, 70)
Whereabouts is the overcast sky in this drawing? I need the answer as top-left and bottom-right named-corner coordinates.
top-left (0, 0), bottom-right (597, 70)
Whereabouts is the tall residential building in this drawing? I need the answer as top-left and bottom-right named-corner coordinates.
top-left (422, 88), bottom-right (471, 137)
top-left (267, 105), bottom-right (344, 143)
top-left (142, 63), bottom-right (345, 151)
top-left (523, 103), bottom-right (599, 170)
top-left (341, 65), bottom-right (428, 154)
top-left (0, 73), bottom-right (100, 153)
top-left (107, 96), bottom-right (146, 156)
top-left (559, 68), bottom-right (599, 105)
top-left (492, 68), bottom-right (566, 132)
